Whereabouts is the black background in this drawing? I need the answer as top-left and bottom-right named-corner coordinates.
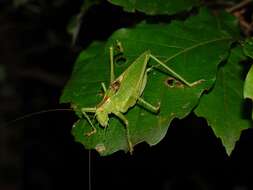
top-left (1, 1), bottom-right (253, 190)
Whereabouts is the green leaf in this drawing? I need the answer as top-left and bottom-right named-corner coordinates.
top-left (60, 41), bottom-right (106, 104)
top-left (244, 65), bottom-right (253, 119)
top-left (187, 8), bottom-right (240, 37)
top-left (195, 47), bottom-right (252, 155)
top-left (108, 0), bottom-right (199, 15)
top-left (244, 64), bottom-right (253, 100)
top-left (61, 9), bottom-right (235, 156)
top-left (243, 37), bottom-right (253, 119)
top-left (243, 37), bottom-right (253, 59)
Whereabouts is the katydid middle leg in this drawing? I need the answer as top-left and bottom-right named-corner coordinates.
top-left (137, 97), bottom-right (160, 113)
top-left (136, 66), bottom-right (160, 113)
top-left (113, 111), bottom-right (133, 154)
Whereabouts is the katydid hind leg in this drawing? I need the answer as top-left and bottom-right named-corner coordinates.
top-left (113, 111), bottom-right (133, 154)
top-left (137, 97), bottom-right (160, 113)
top-left (149, 54), bottom-right (205, 87)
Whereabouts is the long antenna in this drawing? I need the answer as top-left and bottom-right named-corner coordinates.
top-left (5, 107), bottom-right (94, 189)
top-left (5, 108), bottom-right (73, 127)
top-left (89, 150), bottom-right (92, 190)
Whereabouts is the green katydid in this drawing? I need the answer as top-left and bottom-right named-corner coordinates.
top-left (81, 42), bottom-right (204, 154)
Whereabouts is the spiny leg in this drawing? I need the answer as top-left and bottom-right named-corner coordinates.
top-left (149, 54), bottom-right (204, 87)
top-left (137, 97), bottom-right (160, 113)
top-left (113, 111), bottom-right (133, 154)
top-left (81, 107), bottom-right (97, 136)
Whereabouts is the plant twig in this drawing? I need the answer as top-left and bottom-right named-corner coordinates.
top-left (226, 0), bottom-right (252, 13)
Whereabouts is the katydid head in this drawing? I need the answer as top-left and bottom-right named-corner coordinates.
top-left (96, 108), bottom-right (109, 127)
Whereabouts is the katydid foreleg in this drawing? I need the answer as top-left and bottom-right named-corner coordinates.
top-left (82, 108), bottom-right (97, 136)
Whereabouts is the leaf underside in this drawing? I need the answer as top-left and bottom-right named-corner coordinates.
top-left (108, 0), bottom-right (199, 15)
top-left (195, 47), bottom-right (252, 155)
top-left (61, 9), bottom-right (236, 156)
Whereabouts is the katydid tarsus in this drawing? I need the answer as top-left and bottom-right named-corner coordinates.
top-left (82, 42), bottom-right (204, 154)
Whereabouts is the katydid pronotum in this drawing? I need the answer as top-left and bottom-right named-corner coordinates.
top-left (81, 42), bottom-right (204, 154)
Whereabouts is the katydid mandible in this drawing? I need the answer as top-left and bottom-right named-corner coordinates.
top-left (82, 43), bottom-right (203, 154)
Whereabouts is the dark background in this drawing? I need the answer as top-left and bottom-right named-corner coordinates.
top-left (1, 0), bottom-right (253, 190)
